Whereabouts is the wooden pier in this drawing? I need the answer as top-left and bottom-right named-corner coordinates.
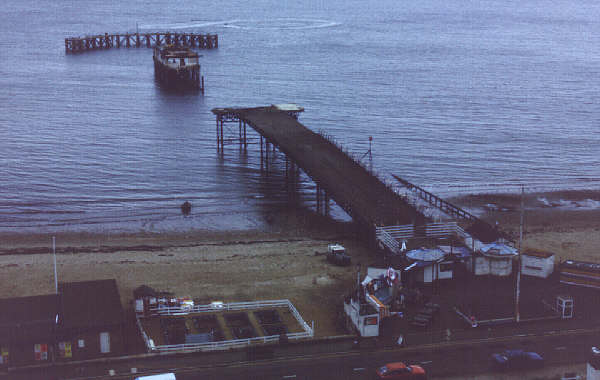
top-left (65, 32), bottom-right (218, 54)
top-left (212, 105), bottom-right (428, 239)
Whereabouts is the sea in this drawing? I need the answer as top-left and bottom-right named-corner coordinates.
top-left (1, 0), bottom-right (600, 233)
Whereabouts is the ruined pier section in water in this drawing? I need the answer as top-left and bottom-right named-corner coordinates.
top-left (65, 32), bottom-right (218, 53)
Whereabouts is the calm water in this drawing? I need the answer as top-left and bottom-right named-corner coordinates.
top-left (1, 0), bottom-right (600, 233)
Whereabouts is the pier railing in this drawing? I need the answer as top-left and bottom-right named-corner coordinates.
top-left (65, 32), bottom-right (218, 53)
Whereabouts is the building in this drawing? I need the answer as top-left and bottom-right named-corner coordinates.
top-left (56, 279), bottom-right (125, 360)
top-left (521, 249), bottom-right (555, 278)
top-left (0, 279), bottom-right (124, 367)
top-left (468, 242), bottom-right (518, 276)
top-left (404, 248), bottom-right (454, 283)
top-left (0, 294), bottom-right (59, 367)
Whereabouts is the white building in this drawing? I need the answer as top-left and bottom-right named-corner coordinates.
top-left (468, 242), bottom-right (518, 276)
top-left (521, 249), bottom-right (555, 278)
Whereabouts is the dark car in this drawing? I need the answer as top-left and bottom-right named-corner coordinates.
top-left (375, 362), bottom-right (427, 379)
top-left (490, 349), bottom-right (544, 371)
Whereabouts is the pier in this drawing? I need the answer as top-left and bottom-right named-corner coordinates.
top-left (65, 32), bottom-right (218, 54)
top-left (212, 105), bottom-right (427, 240)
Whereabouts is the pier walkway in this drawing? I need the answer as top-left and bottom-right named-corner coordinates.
top-left (212, 106), bottom-right (426, 233)
top-left (65, 32), bottom-right (218, 53)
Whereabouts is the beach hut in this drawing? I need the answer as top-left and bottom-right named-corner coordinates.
top-left (469, 242), bottom-right (518, 276)
top-left (521, 249), bottom-right (555, 278)
top-left (405, 248), bottom-right (453, 283)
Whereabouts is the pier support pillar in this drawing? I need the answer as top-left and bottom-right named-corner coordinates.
top-left (260, 136), bottom-right (264, 171)
top-left (265, 141), bottom-right (269, 175)
top-left (316, 184), bottom-right (321, 214)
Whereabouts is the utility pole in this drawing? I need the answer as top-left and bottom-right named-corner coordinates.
top-left (53, 236), bottom-right (58, 294)
top-left (515, 185), bottom-right (524, 322)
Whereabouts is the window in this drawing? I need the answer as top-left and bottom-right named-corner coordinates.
top-left (439, 263), bottom-right (452, 272)
top-left (525, 265), bottom-right (542, 271)
top-left (100, 332), bottom-right (110, 353)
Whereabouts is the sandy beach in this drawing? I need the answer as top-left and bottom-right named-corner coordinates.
top-left (1, 191), bottom-right (599, 337)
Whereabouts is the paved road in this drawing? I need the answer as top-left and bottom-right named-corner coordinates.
top-left (171, 335), bottom-right (589, 380)
top-left (5, 328), bottom-right (596, 380)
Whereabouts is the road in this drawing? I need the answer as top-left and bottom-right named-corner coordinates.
top-left (5, 328), bottom-right (595, 379)
top-left (136, 332), bottom-right (592, 380)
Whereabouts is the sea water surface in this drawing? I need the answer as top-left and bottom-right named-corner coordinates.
top-left (1, 0), bottom-right (600, 233)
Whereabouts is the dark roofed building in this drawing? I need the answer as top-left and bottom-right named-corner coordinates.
top-left (0, 294), bottom-right (59, 366)
top-left (0, 279), bottom-right (125, 367)
top-left (59, 279), bottom-right (123, 329)
top-left (56, 279), bottom-right (125, 360)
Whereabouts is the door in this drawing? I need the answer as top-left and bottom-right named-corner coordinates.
top-left (99, 332), bottom-right (110, 353)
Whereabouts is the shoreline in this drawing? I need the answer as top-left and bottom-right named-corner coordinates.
top-left (0, 190), bottom-right (598, 336)
top-left (0, 189), bottom-right (598, 262)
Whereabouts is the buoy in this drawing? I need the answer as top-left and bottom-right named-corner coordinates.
top-left (181, 201), bottom-right (192, 216)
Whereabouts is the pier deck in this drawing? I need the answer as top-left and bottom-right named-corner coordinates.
top-left (212, 106), bottom-right (426, 230)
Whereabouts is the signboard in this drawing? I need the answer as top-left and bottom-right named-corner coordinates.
top-left (34, 343), bottom-right (48, 361)
top-left (0, 347), bottom-right (8, 364)
top-left (59, 342), bottom-right (72, 358)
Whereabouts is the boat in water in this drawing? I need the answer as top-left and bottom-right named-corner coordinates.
top-left (153, 45), bottom-right (204, 92)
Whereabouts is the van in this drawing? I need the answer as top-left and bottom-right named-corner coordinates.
top-left (135, 373), bottom-right (176, 380)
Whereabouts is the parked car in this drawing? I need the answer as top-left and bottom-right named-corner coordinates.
top-left (490, 349), bottom-right (544, 371)
top-left (327, 244), bottom-right (351, 266)
top-left (375, 362), bottom-right (427, 379)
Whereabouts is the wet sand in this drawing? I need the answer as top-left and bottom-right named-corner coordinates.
top-left (0, 190), bottom-right (598, 337)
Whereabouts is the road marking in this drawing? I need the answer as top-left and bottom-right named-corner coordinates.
top-left (420, 361), bottom-right (432, 365)
top-left (283, 375), bottom-right (297, 379)
top-left (555, 346), bottom-right (567, 350)
top-left (353, 368), bottom-right (366, 371)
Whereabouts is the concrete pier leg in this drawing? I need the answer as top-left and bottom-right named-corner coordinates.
top-left (220, 120), bottom-right (224, 150)
top-left (260, 136), bottom-right (264, 171)
top-left (316, 185), bottom-right (321, 213)
top-left (285, 156), bottom-right (289, 185)
top-left (243, 122), bottom-right (247, 149)
top-left (265, 141), bottom-right (269, 174)
top-left (216, 118), bottom-right (220, 147)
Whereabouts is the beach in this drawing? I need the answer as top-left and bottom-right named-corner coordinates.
top-left (1, 191), bottom-right (599, 337)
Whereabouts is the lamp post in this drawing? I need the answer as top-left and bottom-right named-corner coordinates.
top-left (53, 236), bottom-right (58, 294)
top-left (515, 185), bottom-right (524, 322)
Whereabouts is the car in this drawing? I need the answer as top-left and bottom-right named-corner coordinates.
top-left (327, 244), bottom-right (351, 266)
top-left (490, 349), bottom-right (544, 371)
top-left (375, 362), bottom-right (427, 379)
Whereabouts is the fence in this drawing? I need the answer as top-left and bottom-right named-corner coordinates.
top-left (376, 222), bottom-right (469, 255)
top-left (138, 299), bottom-right (314, 353)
